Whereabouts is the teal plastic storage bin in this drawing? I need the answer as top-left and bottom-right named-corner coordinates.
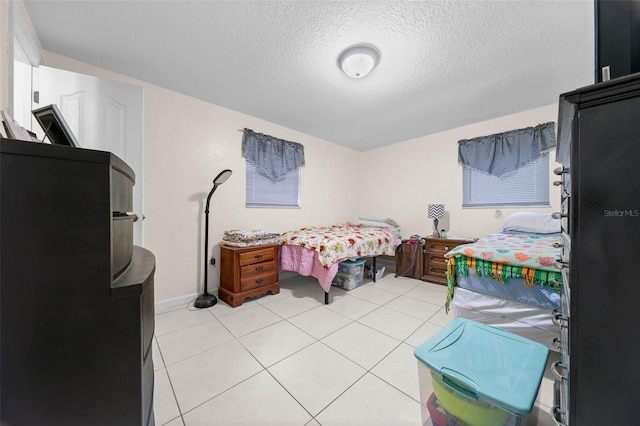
top-left (414, 318), bottom-right (549, 426)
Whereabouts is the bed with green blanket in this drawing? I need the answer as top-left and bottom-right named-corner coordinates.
top-left (444, 231), bottom-right (563, 350)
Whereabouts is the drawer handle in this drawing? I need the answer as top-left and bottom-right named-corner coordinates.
top-left (554, 260), bottom-right (569, 270)
top-left (552, 309), bottom-right (567, 326)
top-left (255, 265), bottom-right (264, 272)
top-left (551, 278), bottom-right (562, 287)
top-left (550, 361), bottom-right (568, 380)
top-left (551, 212), bottom-right (566, 220)
top-left (254, 254), bottom-right (263, 260)
top-left (553, 180), bottom-right (562, 186)
top-left (255, 278), bottom-right (264, 284)
top-left (444, 246), bottom-right (449, 251)
top-left (553, 166), bottom-right (569, 175)
top-left (552, 242), bottom-right (564, 248)
top-left (549, 405), bottom-right (567, 426)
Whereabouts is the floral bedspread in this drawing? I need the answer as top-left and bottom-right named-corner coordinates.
top-left (281, 223), bottom-right (398, 269)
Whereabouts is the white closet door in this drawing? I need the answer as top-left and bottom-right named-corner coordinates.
top-left (35, 65), bottom-right (145, 245)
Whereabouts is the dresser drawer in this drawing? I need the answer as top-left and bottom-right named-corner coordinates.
top-left (425, 240), bottom-right (458, 255)
top-left (111, 166), bottom-right (134, 213)
top-left (240, 271), bottom-right (278, 291)
top-left (241, 261), bottom-right (277, 277)
top-left (238, 247), bottom-right (275, 266)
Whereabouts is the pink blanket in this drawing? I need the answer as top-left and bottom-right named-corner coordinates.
top-left (279, 244), bottom-right (340, 292)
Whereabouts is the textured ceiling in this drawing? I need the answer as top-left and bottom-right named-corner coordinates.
top-left (22, 1), bottom-right (595, 151)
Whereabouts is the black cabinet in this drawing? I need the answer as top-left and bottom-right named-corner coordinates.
top-left (554, 73), bottom-right (640, 425)
top-left (0, 139), bottom-right (155, 425)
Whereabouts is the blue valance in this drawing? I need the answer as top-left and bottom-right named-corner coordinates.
top-left (242, 128), bottom-right (305, 182)
top-left (458, 122), bottom-right (556, 177)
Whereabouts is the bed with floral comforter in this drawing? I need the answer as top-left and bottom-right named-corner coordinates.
top-left (280, 223), bottom-right (399, 294)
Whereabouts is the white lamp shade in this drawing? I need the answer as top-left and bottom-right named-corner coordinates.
top-left (339, 45), bottom-right (379, 78)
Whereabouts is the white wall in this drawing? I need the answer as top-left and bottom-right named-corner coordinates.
top-left (41, 52), bottom-right (362, 304)
top-left (359, 104), bottom-right (562, 239)
top-left (14, 50), bottom-right (563, 305)
top-left (0, 1), bottom-right (10, 112)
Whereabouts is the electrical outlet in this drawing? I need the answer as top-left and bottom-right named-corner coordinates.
top-left (210, 257), bottom-right (216, 266)
top-left (495, 209), bottom-right (503, 220)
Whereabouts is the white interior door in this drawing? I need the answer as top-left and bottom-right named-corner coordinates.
top-left (34, 65), bottom-right (145, 245)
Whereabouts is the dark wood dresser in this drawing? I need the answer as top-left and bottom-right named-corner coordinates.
top-left (0, 139), bottom-right (155, 426)
top-left (219, 244), bottom-right (280, 307)
top-left (552, 72), bottom-right (640, 425)
top-left (422, 237), bottom-right (474, 285)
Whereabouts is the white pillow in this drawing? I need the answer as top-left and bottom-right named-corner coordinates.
top-left (502, 212), bottom-right (561, 234)
top-left (357, 219), bottom-right (399, 230)
top-left (357, 216), bottom-right (400, 228)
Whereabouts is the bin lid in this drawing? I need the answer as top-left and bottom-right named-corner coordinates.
top-left (414, 318), bottom-right (549, 415)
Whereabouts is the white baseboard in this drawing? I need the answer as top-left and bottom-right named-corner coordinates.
top-left (155, 292), bottom-right (199, 314)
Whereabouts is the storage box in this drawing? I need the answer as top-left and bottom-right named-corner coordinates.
top-left (414, 318), bottom-right (548, 426)
top-left (331, 258), bottom-right (365, 290)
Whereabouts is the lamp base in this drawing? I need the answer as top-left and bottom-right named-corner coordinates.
top-left (194, 292), bottom-right (218, 309)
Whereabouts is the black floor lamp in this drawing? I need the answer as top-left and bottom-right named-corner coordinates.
top-left (194, 169), bottom-right (233, 309)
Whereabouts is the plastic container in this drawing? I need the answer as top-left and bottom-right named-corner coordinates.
top-left (414, 318), bottom-right (549, 426)
top-left (331, 258), bottom-right (365, 290)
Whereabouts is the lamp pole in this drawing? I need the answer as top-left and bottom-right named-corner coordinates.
top-left (194, 169), bottom-right (232, 309)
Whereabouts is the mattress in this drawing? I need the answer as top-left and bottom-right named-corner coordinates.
top-left (451, 287), bottom-right (560, 351)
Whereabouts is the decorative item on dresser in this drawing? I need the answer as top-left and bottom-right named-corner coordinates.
top-left (551, 72), bottom-right (640, 425)
top-left (427, 204), bottom-right (445, 237)
top-left (219, 244), bottom-right (280, 307)
top-left (0, 139), bottom-right (155, 426)
top-left (422, 237), bottom-right (474, 285)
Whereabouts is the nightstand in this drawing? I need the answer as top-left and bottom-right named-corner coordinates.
top-left (219, 244), bottom-right (280, 307)
top-left (422, 237), bottom-right (475, 285)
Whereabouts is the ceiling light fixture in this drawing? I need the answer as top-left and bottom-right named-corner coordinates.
top-left (338, 44), bottom-right (380, 79)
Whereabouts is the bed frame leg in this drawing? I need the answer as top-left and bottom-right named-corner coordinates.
top-left (324, 292), bottom-right (329, 304)
top-left (372, 256), bottom-right (377, 282)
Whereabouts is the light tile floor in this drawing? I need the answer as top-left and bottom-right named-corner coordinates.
top-left (153, 273), bottom-right (559, 426)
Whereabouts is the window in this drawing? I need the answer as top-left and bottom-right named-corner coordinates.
top-left (462, 152), bottom-right (550, 207)
top-left (246, 161), bottom-right (300, 208)
top-left (242, 128), bottom-right (305, 208)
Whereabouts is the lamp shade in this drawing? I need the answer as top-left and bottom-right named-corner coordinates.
top-left (428, 204), bottom-right (445, 219)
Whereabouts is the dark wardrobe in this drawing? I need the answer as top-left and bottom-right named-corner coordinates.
top-left (553, 72), bottom-right (640, 425)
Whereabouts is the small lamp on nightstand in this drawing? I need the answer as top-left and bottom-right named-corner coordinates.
top-left (428, 204), bottom-right (445, 238)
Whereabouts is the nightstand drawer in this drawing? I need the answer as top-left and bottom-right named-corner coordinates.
top-left (238, 247), bottom-right (275, 266)
top-left (422, 237), bottom-right (475, 286)
top-left (240, 271), bottom-right (277, 291)
top-left (425, 240), bottom-right (458, 255)
top-left (241, 261), bottom-right (277, 278)
top-left (428, 254), bottom-right (448, 270)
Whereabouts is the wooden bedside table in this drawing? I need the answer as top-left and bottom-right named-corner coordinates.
top-left (422, 237), bottom-right (475, 285)
top-left (219, 244), bottom-right (280, 307)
